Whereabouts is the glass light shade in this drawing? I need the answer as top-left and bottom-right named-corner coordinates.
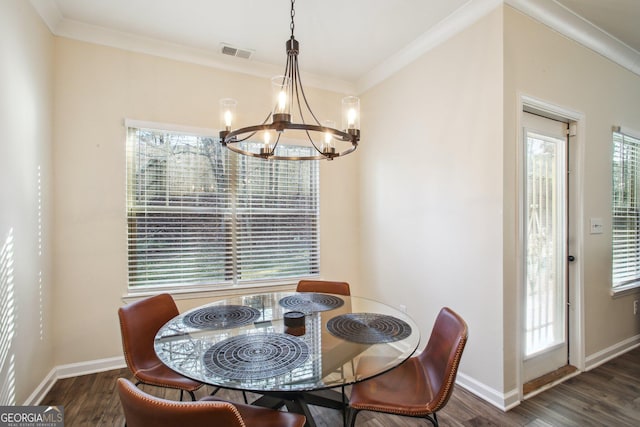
top-left (322, 120), bottom-right (336, 153)
top-left (261, 129), bottom-right (276, 154)
top-left (271, 76), bottom-right (291, 117)
top-left (342, 96), bottom-right (360, 131)
top-left (219, 98), bottom-right (237, 131)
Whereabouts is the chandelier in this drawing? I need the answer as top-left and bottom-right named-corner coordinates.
top-left (219, 0), bottom-right (360, 160)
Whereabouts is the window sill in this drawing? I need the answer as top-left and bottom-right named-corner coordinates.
top-left (122, 281), bottom-right (301, 304)
top-left (611, 283), bottom-right (640, 298)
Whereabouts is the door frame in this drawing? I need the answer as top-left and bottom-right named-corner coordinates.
top-left (516, 94), bottom-right (586, 400)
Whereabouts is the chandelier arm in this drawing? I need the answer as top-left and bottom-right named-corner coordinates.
top-left (234, 131), bottom-right (259, 143)
top-left (292, 56), bottom-right (307, 126)
top-left (294, 57), bottom-right (322, 126)
top-left (272, 132), bottom-right (282, 152)
top-left (303, 129), bottom-right (325, 154)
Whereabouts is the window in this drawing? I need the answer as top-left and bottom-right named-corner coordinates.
top-left (612, 130), bottom-right (640, 290)
top-left (126, 122), bottom-right (319, 290)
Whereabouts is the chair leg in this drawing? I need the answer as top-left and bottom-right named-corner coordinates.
top-left (347, 407), bottom-right (359, 427)
top-left (341, 385), bottom-right (347, 427)
top-left (187, 390), bottom-right (196, 401)
top-left (242, 391), bottom-right (248, 404)
top-left (425, 412), bottom-right (438, 427)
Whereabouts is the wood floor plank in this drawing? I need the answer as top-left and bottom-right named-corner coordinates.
top-left (40, 347), bottom-right (640, 426)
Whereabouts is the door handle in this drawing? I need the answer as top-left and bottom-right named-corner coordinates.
top-left (568, 255), bottom-right (576, 262)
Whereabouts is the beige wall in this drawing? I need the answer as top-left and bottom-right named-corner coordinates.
top-left (51, 38), bottom-right (360, 365)
top-left (0, 1), bottom-right (54, 405)
top-left (8, 0), bottom-right (640, 410)
top-left (359, 8), bottom-right (505, 393)
top-left (503, 5), bottom-right (640, 393)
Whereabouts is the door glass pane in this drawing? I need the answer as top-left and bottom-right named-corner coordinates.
top-left (525, 131), bottom-right (566, 357)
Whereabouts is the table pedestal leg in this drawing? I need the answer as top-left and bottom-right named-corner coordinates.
top-left (252, 390), bottom-right (345, 427)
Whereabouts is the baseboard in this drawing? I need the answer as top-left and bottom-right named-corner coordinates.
top-left (55, 355), bottom-right (126, 380)
top-left (28, 356), bottom-right (126, 405)
top-left (23, 368), bottom-right (57, 406)
top-left (585, 334), bottom-right (640, 371)
top-left (456, 372), bottom-right (520, 411)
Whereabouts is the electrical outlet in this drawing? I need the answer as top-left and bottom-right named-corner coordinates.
top-left (634, 300), bottom-right (638, 315)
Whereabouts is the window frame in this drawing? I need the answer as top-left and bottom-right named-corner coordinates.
top-left (611, 127), bottom-right (640, 295)
top-left (125, 120), bottom-right (320, 297)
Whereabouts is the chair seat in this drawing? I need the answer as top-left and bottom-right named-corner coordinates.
top-left (200, 396), bottom-right (305, 427)
top-left (134, 361), bottom-right (202, 392)
top-left (350, 356), bottom-right (437, 417)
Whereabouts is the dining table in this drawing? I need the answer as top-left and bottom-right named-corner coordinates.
top-left (154, 291), bottom-right (420, 427)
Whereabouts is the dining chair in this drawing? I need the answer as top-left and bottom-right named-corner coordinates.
top-left (117, 378), bottom-right (306, 427)
top-left (347, 306), bottom-right (468, 427)
top-left (296, 279), bottom-right (351, 296)
top-left (117, 293), bottom-right (203, 401)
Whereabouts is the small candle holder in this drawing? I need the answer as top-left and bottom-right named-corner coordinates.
top-left (284, 311), bottom-right (306, 336)
top-left (284, 311), bottom-right (305, 328)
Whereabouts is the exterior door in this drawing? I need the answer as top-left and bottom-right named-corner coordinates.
top-left (522, 111), bottom-right (570, 384)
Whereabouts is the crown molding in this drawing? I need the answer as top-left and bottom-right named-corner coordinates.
top-left (30, 0), bottom-right (640, 96)
top-left (28, 0), bottom-right (356, 95)
top-left (356, 0), bottom-right (503, 93)
top-left (506, 0), bottom-right (640, 77)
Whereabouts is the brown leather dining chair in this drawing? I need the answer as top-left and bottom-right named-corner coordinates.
top-left (118, 293), bottom-right (203, 401)
top-left (348, 307), bottom-right (468, 427)
top-left (296, 279), bottom-right (351, 296)
top-left (117, 378), bottom-right (306, 427)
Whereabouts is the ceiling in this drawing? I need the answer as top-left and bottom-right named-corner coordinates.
top-left (31, 0), bottom-right (640, 92)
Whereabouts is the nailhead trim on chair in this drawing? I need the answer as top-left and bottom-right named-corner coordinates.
top-left (119, 379), bottom-right (246, 427)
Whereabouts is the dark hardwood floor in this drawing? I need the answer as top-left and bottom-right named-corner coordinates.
top-left (41, 346), bottom-right (639, 426)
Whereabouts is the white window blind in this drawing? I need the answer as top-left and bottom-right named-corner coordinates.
top-left (126, 125), bottom-right (319, 289)
top-left (612, 130), bottom-right (640, 288)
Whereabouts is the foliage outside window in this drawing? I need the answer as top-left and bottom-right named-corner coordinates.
top-left (126, 124), bottom-right (319, 290)
top-left (612, 130), bottom-right (640, 290)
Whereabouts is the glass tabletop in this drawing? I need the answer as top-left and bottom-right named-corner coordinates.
top-left (154, 291), bottom-right (420, 393)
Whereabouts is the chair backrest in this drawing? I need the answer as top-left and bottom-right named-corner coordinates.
top-left (117, 378), bottom-right (245, 427)
top-left (296, 280), bottom-right (351, 296)
top-left (118, 293), bottom-right (179, 373)
top-left (418, 307), bottom-right (468, 412)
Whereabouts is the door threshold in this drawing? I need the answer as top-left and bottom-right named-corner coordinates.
top-left (523, 364), bottom-right (578, 397)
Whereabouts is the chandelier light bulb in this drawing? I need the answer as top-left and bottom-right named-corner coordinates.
top-left (347, 109), bottom-right (357, 128)
top-left (219, 98), bottom-right (237, 132)
top-left (278, 91), bottom-right (287, 112)
top-left (322, 120), bottom-right (337, 155)
top-left (224, 110), bottom-right (233, 127)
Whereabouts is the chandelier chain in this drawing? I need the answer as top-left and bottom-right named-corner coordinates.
top-left (290, 0), bottom-right (296, 38)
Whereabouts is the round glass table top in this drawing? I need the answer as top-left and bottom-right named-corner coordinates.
top-left (154, 291), bottom-right (420, 393)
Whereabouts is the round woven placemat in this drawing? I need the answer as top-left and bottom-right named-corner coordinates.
top-left (202, 333), bottom-right (309, 380)
top-left (326, 313), bottom-right (412, 344)
top-left (182, 305), bottom-right (261, 329)
top-left (279, 293), bottom-right (344, 313)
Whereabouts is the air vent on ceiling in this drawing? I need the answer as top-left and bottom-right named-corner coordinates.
top-left (220, 43), bottom-right (253, 59)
